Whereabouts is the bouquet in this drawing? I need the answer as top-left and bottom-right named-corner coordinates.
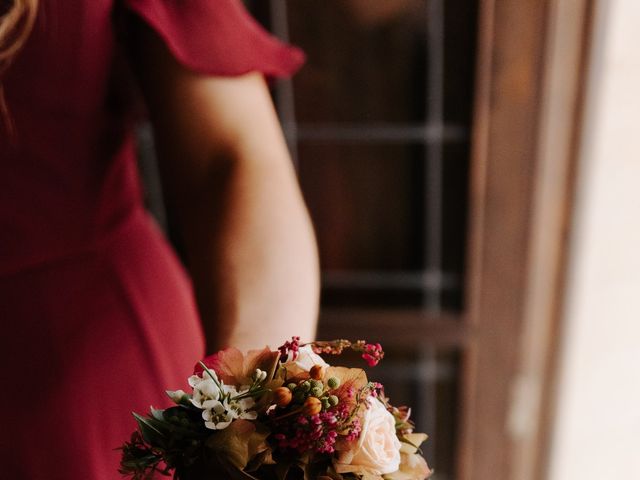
top-left (119, 337), bottom-right (432, 479)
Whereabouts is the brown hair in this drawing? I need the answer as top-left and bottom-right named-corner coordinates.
top-left (1, 0), bottom-right (38, 133)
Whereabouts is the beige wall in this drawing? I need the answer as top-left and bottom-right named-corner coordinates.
top-left (548, 0), bottom-right (640, 478)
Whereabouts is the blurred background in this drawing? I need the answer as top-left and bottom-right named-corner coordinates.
top-left (249, 2), bottom-right (475, 478)
top-left (138, 1), bottom-right (640, 479)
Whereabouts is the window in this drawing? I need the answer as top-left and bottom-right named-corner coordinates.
top-left (248, 2), bottom-right (478, 478)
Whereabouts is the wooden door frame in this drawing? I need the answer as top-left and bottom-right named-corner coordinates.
top-left (458, 1), bottom-right (596, 479)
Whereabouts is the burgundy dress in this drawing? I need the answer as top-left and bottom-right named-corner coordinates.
top-left (0, 1), bottom-right (303, 478)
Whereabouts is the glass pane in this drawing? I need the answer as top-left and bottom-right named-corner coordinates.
top-left (298, 140), bottom-right (467, 309)
top-left (288, 0), bottom-right (429, 124)
top-left (441, 142), bottom-right (471, 310)
top-left (299, 143), bottom-right (424, 272)
top-left (443, 0), bottom-right (479, 125)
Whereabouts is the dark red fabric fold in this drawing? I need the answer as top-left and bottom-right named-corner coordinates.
top-left (124, 0), bottom-right (305, 77)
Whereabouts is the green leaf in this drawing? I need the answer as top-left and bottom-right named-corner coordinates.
top-left (133, 412), bottom-right (167, 446)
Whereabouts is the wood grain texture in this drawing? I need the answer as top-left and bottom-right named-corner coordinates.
top-left (458, 0), bottom-right (595, 479)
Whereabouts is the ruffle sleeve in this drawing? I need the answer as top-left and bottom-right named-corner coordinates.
top-left (123, 0), bottom-right (305, 77)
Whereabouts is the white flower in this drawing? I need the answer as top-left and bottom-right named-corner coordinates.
top-left (224, 386), bottom-right (258, 419)
top-left (252, 369), bottom-right (268, 383)
top-left (202, 399), bottom-right (233, 430)
top-left (188, 370), bottom-right (257, 430)
top-left (189, 368), bottom-right (218, 388)
top-left (228, 396), bottom-right (258, 420)
top-left (201, 387), bottom-right (257, 430)
top-left (188, 375), bottom-right (204, 388)
top-left (191, 378), bottom-right (221, 409)
top-left (166, 389), bottom-right (188, 403)
top-left (335, 398), bottom-right (402, 476)
top-left (281, 345), bottom-right (329, 377)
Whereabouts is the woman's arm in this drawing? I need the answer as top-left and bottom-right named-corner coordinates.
top-left (132, 25), bottom-right (320, 353)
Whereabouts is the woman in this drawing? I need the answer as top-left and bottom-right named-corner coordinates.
top-left (0, 0), bottom-right (319, 478)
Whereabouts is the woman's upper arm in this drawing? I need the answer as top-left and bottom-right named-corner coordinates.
top-left (131, 21), bottom-right (292, 189)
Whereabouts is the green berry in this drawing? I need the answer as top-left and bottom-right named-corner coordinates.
top-left (300, 381), bottom-right (311, 392)
top-left (327, 377), bottom-right (340, 389)
top-left (311, 386), bottom-right (324, 397)
top-left (311, 379), bottom-right (323, 390)
top-left (328, 395), bottom-right (339, 406)
top-left (293, 390), bottom-right (306, 403)
top-left (322, 398), bottom-right (331, 410)
top-left (287, 383), bottom-right (297, 391)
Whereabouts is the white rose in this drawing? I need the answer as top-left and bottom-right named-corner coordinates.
top-left (336, 398), bottom-right (402, 476)
top-left (281, 345), bottom-right (329, 376)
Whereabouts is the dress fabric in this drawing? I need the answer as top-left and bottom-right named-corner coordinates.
top-left (0, 1), bottom-right (303, 478)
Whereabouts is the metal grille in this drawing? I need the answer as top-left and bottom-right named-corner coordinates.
top-left (247, 1), bottom-right (478, 477)
top-left (260, 0), bottom-right (473, 306)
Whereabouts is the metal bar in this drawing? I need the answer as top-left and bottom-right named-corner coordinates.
top-left (288, 123), bottom-right (468, 144)
top-left (322, 270), bottom-right (460, 291)
top-left (269, 0), bottom-right (300, 166)
top-left (423, 0), bottom-right (446, 312)
top-left (417, 346), bottom-right (439, 469)
top-left (421, 0), bottom-right (447, 468)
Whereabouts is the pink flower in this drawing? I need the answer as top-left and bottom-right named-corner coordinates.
top-left (278, 336), bottom-right (301, 360)
top-left (362, 343), bottom-right (384, 367)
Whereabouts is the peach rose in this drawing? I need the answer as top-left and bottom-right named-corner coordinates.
top-left (385, 453), bottom-right (431, 480)
top-left (335, 398), bottom-right (401, 477)
top-left (385, 433), bottom-right (432, 479)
